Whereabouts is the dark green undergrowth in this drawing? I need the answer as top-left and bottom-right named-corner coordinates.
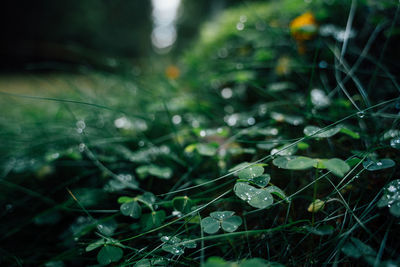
top-left (1, 0), bottom-right (400, 266)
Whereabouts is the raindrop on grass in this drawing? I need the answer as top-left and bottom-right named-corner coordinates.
top-left (390, 138), bottom-right (400, 149)
top-left (357, 111), bottom-right (365, 118)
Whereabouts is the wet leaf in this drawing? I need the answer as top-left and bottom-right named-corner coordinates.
top-left (248, 189), bottom-right (273, 209)
top-left (97, 245), bottom-right (123, 265)
top-left (250, 174), bottom-right (270, 187)
top-left (97, 219), bottom-right (117, 236)
top-left (162, 244), bottom-right (184, 255)
top-left (120, 201), bottom-right (142, 218)
top-left (86, 239), bottom-right (105, 252)
top-left (272, 156), bottom-right (297, 168)
top-left (141, 210), bottom-right (166, 231)
top-left (202, 211), bottom-right (242, 234)
top-left (201, 217), bottom-right (220, 234)
top-left (237, 165), bottom-right (264, 179)
top-left (221, 215), bottom-right (242, 232)
top-left (363, 158), bottom-right (395, 171)
top-left (286, 156), bottom-right (317, 170)
top-left (304, 125), bottom-right (340, 138)
top-left (172, 196), bottom-right (193, 214)
top-left (137, 192), bottom-right (156, 208)
top-left (323, 158), bottom-right (350, 177)
top-left (210, 211), bottom-right (235, 220)
top-left (270, 144), bottom-right (298, 156)
top-left (266, 186), bottom-right (288, 202)
top-left (234, 183), bottom-right (273, 209)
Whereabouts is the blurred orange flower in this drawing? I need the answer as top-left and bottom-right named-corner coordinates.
top-left (165, 65), bottom-right (180, 80)
top-left (290, 12), bottom-right (318, 54)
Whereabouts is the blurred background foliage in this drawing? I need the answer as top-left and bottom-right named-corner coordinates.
top-left (0, 0), bottom-right (246, 72)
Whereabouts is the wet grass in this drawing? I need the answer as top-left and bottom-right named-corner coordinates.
top-left (1, 0), bottom-right (400, 266)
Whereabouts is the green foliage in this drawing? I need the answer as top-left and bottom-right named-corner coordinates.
top-left (1, 0), bottom-right (400, 266)
top-left (201, 211), bottom-right (243, 234)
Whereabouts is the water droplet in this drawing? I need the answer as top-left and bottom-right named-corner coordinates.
top-left (357, 111), bottom-right (365, 118)
top-left (239, 15), bottom-right (247, 23)
top-left (221, 87), bottom-right (233, 99)
top-left (247, 117), bottom-right (256, 125)
top-left (236, 22), bottom-right (245, 31)
top-left (376, 162), bottom-right (383, 166)
top-left (319, 61), bottom-right (328, 69)
top-left (311, 89), bottom-right (330, 108)
top-left (172, 115), bottom-right (182, 125)
top-left (114, 116), bottom-right (132, 129)
top-left (390, 138), bottom-right (400, 149)
top-left (76, 120), bottom-right (86, 130)
top-left (78, 143), bottom-right (86, 152)
top-left (199, 130), bottom-right (206, 137)
top-left (388, 185), bottom-right (396, 192)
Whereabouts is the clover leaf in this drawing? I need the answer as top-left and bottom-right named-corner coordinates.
top-left (304, 125), bottom-right (341, 138)
top-left (120, 200), bottom-right (142, 218)
top-left (363, 158), bottom-right (395, 171)
top-left (140, 210), bottom-right (166, 231)
top-left (303, 125), bottom-right (359, 139)
top-left (272, 156), bottom-right (350, 177)
top-left (172, 196), bottom-right (193, 214)
top-left (201, 211), bottom-right (242, 234)
top-left (161, 236), bottom-right (196, 255)
top-left (322, 158), bottom-right (350, 177)
top-left (118, 192), bottom-right (156, 219)
top-left (96, 219), bottom-right (117, 236)
top-left (97, 245), bottom-right (123, 265)
top-left (234, 182), bottom-right (273, 209)
top-left (234, 165), bottom-right (288, 209)
top-left (237, 165), bottom-right (264, 179)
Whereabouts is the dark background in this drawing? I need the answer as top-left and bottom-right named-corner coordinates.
top-left (0, 0), bottom-right (242, 71)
